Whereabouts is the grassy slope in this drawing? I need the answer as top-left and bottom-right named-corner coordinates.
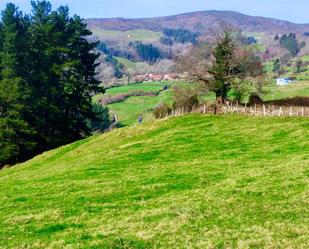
top-left (93, 79), bottom-right (309, 126)
top-left (263, 81), bottom-right (309, 101)
top-left (92, 29), bottom-right (162, 43)
top-left (114, 57), bottom-right (149, 71)
top-left (96, 79), bottom-right (309, 126)
top-left (0, 115), bottom-right (309, 248)
top-left (106, 82), bottom-right (168, 95)
top-left (107, 89), bottom-right (172, 126)
top-left (94, 81), bottom-right (174, 126)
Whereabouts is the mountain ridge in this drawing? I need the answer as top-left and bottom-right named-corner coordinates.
top-left (86, 10), bottom-right (309, 34)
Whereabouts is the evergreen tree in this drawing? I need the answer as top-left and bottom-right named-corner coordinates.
top-left (0, 4), bottom-right (36, 166)
top-left (0, 1), bottom-right (103, 166)
top-left (279, 33), bottom-right (300, 57)
top-left (273, 58), bottom-right (281, 73)
top-left (209, 31), bottom-right (236, 102)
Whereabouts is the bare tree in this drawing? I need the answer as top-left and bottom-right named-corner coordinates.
top-left (175, 27), bottom-right (264, 103)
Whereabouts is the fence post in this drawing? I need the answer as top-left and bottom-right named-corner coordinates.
top-left (289, 106), bottom-right (293, 117)
top-left (192, 105), bottom-right (196, 113)
top-left (203, 104), bottom-right (206, 114)
top-left (302, 107), bottom-right (304, 117)
top-left (263, 105), bottom-right (266, 116)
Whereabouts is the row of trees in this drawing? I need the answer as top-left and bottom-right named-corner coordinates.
top-left (276, 33), bottom-right (305, 57)
top-left (0, 1), bottom-right (106, 167)
top-left (133, 42), bottom-right (161, 63)
top-left (160, 28), bottom-right (198, 45)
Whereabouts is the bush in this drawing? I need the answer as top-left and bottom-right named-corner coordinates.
top-left (172, 86), bottom-right (199, 111)
top-left (153, 103), bottom-right (172, 119)
top-left (88, 104), bottom-right (110, 132)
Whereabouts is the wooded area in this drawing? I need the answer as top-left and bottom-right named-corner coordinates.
top-left (0, 1), bottom-right (105, 167)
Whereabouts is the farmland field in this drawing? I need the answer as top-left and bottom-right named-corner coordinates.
top-left (92, 29), bottom-right (162, 42)
top-left (94, 79), bottom-right (309, 126)
top-left (262, 80), bottom-right (309, 101)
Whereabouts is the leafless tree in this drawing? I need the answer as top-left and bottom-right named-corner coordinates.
top-left (175, 27), bottom-right (265, 103)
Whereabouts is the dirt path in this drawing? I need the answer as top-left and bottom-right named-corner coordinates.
top-left (108, 110), bottom-right (118, 130)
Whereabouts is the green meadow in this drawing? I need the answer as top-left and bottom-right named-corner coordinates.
top-left (92, 29), bottom-right (162, 43)
top-left (262, 80), bottom-right (309, 101)
top-left (0, 114), bottom-right (308, 248)
top-left (94, 79), bottom-right (309, 126)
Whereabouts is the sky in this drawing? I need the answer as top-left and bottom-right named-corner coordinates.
top-left (0, 0), bottom-right (308, 24)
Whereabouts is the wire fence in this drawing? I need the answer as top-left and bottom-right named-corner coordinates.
top-left (156, 102), bottom-right (309, 120)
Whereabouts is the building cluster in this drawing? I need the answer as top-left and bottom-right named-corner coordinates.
top-left (276, 77), bottom-right (296, 86)
top-left (133, 73), bottom-right (178, 83)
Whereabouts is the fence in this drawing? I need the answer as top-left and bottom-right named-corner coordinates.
top-left (157, 102), bottom-right (309, 120)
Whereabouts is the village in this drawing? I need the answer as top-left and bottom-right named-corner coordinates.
top-left (133, 73), bottom-right (178, 83)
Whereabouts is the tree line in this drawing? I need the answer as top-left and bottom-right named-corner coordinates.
top-left (161, 28), bottom-right (198, 45)
top-left (275, 33), bottom-right (305, 57)
top-left (0, 1), bottom-right (107, 167)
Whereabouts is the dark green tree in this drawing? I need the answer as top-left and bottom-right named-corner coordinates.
top-left (273, 58), bottom-right (281, 73)
top-left (0, 1), bottom-right (104, 166)
top-left (0, 4), bottom-right (36, 166)
top-left (279, 33), bottom-right (302, 57)
top-left (296, 60), bottom-right (303, 73)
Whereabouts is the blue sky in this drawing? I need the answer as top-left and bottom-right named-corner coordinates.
top-left (0, 0), bottom-right (308, 23)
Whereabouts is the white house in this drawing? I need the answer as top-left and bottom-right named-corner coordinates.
top-left (276, 78), bottom-right (295, 86)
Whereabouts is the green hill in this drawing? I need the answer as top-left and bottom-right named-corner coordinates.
top-left (0, 114), bottom-right (308, 248)
top-left (0, 115), bottom-right (309, 248)
top-left (91, 29), bottom-right (162, 43)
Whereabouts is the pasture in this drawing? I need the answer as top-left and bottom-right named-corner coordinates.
top-left (0, 114), bottom-right (308, 248)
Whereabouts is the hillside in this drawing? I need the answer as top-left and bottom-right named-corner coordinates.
top-left (86, 10), bottom-right (309, 34)
top-left (1, 114), bottom-right (309, 248)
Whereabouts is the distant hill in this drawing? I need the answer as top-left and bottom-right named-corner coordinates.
top-left (86, 10), bottom-right (309, 34)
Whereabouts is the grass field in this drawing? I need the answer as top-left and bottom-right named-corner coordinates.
top-left (107, 87), bottom-right (173, 126)
top-left (263, 80), bottom-right (309, 101)
top-left (114, 57), bottom-right (150, 71)
top-left (0, 114), bottom-right (308, 248)
top-left (106, 82), bottom-right (169, 96)
top-left (92, 29), bottom-right (162, 42)
top-left (93, 79), bottom-right (309, 126)
top-left (94, 81), bottom-right (174, 126)
top-left (93, 81), bottom-right (171, 103)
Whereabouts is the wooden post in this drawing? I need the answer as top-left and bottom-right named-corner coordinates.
top-left (192, 105), bottom-right (196, 113)
top-left (203, 104), bottom-right (206, 114)
top-left (263, 105), bottom-right (266, 116)
top-left (289, 106), bottom-right (293, 117)
top-left (279, 107), bottom-right (282, 116)
top-left (302, 107), bottom-right (304, 117)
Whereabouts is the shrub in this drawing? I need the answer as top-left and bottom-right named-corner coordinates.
top-left (172, 86), bottom-right (199, 111)
top-left (153, 103), bottom-right (172, 119)
top-left (88, 104), bottom-right (110, 132)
